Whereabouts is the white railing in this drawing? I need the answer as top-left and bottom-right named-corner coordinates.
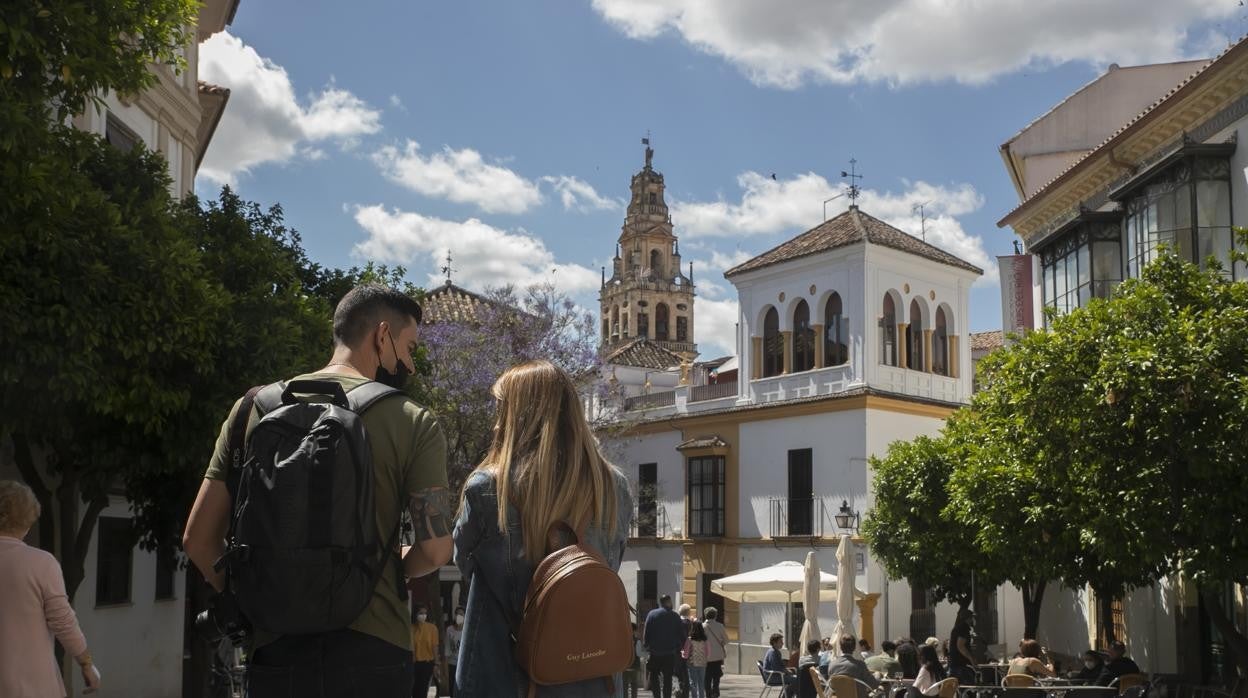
top-left (748, 363), bottom-right (858, 404)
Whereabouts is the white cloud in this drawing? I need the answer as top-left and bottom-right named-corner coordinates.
top-left (672, 172), bottom-right (997, 285)
top-left (372, 141), bottom-right (543, 215)
top-left (351, 204), bottom-right (599, 293)
top-left (388, 93), bottom-right (406, 112)
top-left (541, 176), bottom-right (621, 212)
top-left (591, 0), bottom-right (1232, 87)
top-left (198, 32), bottom-right (382, 185)
top-left (694, 297), bottom-right (740, 359)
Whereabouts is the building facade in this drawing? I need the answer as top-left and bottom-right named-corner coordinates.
top-left (603, 201), bottom-right (990, 671)
top-left (998, 48), bottom-right (1248, 683)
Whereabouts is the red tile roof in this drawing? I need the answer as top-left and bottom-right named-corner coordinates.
top-left (725, 207), bottom-right (983, 277)
top-left (970, 330), bottom-right (1005, 352)
top-left (604, 338), bottom-right (684, 370)
top-left (422, 282), bottom-right (496, 325)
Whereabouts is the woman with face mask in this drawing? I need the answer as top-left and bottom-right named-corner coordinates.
top-left (444, 608), bottom-right (465, 696)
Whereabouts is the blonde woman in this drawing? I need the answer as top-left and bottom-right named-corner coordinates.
top-left (0, 480), bottom-right (101, 697)
top-left (451, 360), bottom-right (633, 697)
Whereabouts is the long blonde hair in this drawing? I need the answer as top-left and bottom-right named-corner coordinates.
top-left (473, 359), bottom-right (618, 563)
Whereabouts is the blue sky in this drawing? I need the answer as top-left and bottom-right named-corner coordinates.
top-left (195, 0), bottom-right (1244, 358)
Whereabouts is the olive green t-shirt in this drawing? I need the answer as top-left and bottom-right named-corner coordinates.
top-left (204, 372), bottom-right (448, 651)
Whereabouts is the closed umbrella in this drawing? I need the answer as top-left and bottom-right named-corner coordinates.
top-left (798, 551), bottom-right (822, 651)
top-left (831, 534), bottom-right (858, 639)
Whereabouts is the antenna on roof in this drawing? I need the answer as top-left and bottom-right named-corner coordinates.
top-left (840, 158), bottom-right (863, 208)
top-left (912, 200), bottom-right (932, 242)
top-left (441, 250), bottom-right (456, 285)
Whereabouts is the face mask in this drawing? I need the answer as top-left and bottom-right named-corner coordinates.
top-left (376, 329), bottom-right (411, 390)
top-left (455, 614), bottom-right (465, 625)
top-left (416, 613), bottom-right (428, 623)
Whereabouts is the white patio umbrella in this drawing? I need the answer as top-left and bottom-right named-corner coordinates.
top-left (711, 559), bottom-right (861, 668)
top-left (798, 551), bottom-right (823, 651)
top-left (831, 534), bottom-right (858, 639)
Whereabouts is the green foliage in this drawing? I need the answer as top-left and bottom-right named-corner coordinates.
top-left (862, 413), bottom-right (1003, 608)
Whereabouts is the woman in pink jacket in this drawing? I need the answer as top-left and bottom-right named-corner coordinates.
top-left (0, 480), bottom-right (101, 697)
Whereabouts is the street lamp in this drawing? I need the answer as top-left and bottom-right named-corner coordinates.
top-left (834, 499), bottom-right (859, 533)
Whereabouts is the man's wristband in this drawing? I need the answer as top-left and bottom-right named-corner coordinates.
top-left (76, 652), bottom-right (93, 667)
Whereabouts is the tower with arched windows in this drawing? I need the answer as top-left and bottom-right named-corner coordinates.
top-left (599, 143), bottom-right (698, 360)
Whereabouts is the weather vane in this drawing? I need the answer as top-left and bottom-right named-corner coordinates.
top-left (441, 250), bottom-right (455, 285)
top-left (642, 131), bottom-right (653, 169)
top-left (841, 158), bottom-right (863, 206)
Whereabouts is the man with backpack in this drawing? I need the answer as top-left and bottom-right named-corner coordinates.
top-left (184, 284), bottom-right (453, 698)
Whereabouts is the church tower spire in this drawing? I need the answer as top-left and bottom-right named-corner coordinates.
top-left (599, 140), bottom-right (697, 360)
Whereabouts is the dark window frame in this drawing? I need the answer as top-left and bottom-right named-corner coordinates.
top-left (792, 300), bottom-right (815, 372)
top-left (762, 307), bottom-right (783, 377)
top-left (824, 292), bottom-right (848, 367)
top-left (96, 517), bottom-right (134, 607)
top-left (687, 455), bottom-right (725, 538)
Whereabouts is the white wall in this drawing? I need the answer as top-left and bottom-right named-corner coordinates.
top-left (738, 411), bottom-right (867, 539)
top-left (71, 495), bottom-right (185, 698)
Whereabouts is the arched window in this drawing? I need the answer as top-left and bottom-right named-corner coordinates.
top-left (824, 293), bottom-right (847, 366)
top-left (907, 299), bottom-right (924, 371)
top-left (880, 295), bottom-right (897, 366)
top-left (792, 300), bottom-right (814, 372)
top-left (602, 317), bottom-right (609, 341)
top-left (763, 307), bottom-right (783, 377)
top-left (637, 312), bottom-right (649, 338)
top-left (649, 249), bottom-right (661, 277)
top-left (933, 307), bottom-right (949, 376)
top-left (655, 303), bottom-right (670, 341)
top-left (612, 305), bottom-right (620, 339)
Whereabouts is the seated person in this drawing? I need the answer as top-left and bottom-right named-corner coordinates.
top-left (764, 633), bottom-right (798, 697)
top-left (828, 635), bottom-right (880, 698)
top-left (1068, 650), bottom-right (1105, 684)
top-left (818, 637), bottom-right (834, 676)
top-left (913, 643), bottom-right (948, 697)
top-left (799, 640), bottom-right (825, 698)
top-left (896, 638), bottom-right (920, 680)
top-left (1008, 639), bottom-right (1055, 679)
top-left (1096, 641), bottom-right (1140, 687)
top-left (867, 640), bottom-right (904, 678)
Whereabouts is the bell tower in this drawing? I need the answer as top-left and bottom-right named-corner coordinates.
top-left (599, 141), bottom-right (697, 360)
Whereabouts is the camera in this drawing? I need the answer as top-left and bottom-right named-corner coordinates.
top-left (194, 590), bottom-right (251, 646)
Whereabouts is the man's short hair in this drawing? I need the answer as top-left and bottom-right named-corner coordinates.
top-left (770, 633), bottom-right (784, 647)
top-left (839, 635), bottom-right (857, 654)
top-left (659, 594), bottom-right (673, 608)
top-left (882, 640), bottom-right (897, 653)
top-left (678, 603), bottom-right (692, 618)
top-left (807, 639), bottom-right (823, 655)
top-left (704, 607), bottom-right (718, 620)
top-left (332, 284), bottom-right (423, 347)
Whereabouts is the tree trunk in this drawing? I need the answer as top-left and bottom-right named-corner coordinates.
top-left (1097, 593), bottom-right (1117, 650)
top-left (1200, 588), bottom-right (1248, 693)
top-left (1021, 581), bottom-right (1046, 639)
top-left (11, 433), bottom-right (56, 553)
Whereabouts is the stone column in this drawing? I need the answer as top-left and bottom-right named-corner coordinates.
top-left (812, 324), bottom-right (825, 367)
top-left (857, 593), bottom-right (882, 647)
top-left (781, 330), bottom-right (793, 374)
top-left (896, 323), bottom-right (908, 368)
top-left (923, 329), bottom-right (934, 373)
top-left (751, 336), bottom-right (763, 379)
top-left (948, 335), bottom-right (959, 379)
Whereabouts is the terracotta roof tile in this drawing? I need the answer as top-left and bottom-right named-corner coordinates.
top-left (197, 80), bottom-right (230, 96)
top-left (725, 207), bottom-right (983, 277)
top-left (604, 338), bottom-right (684, 370)
top-left (970, 330), bottom-right (1005, 352)
top-left (999, 37), bottom-right (1248, 227)
top-left (422, 282), bottom-right (496, 325)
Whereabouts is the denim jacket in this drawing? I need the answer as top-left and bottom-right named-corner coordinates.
top-left (453, 468), bottom-right (633, 698)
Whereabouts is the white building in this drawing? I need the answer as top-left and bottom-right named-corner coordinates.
top-left (599, 188), bottom-right (997, 670)
top-left (998, 46), bottom-right (1248, 684)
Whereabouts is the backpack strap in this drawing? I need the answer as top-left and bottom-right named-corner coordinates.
top-left (221, 385), bottom-right (265, 565)
top-left (345, 380), bottom-right (402, 414)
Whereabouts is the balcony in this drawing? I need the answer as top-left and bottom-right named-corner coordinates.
top-left (750, 363), bottom-right (858, 404)
top-left (690, 380), bottom-right (738, 402)
top-left (623, 390), bottom-right (675, 411)
top-left (629, 502), bottom-right (672, 540)
top-left (767, 497), bottom-right (836, 538)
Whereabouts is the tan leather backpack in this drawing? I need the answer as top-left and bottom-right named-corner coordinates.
top-left (515, 520), bottom-right (633, 697)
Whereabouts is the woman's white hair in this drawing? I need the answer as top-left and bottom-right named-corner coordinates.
top-left (0, 480), bottom-right (40, 535)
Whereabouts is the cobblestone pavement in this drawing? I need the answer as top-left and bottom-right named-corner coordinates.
top-left (629, 673), bottom-right (773, 698)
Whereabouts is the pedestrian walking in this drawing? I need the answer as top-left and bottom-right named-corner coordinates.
top-left (644, 595), bottom-right (686, 698)
top-left (676, 604), bottom-right (694, 696)
top-left (451, 360), bottom-right (633, 697)
top-left (685, 621), bottom-right (709, 698)
top-left (412, 605), bottom-right (439, 697)
top-left (444, 608), bottom-right (464, 696)
top-left (0, 480), bottom-right (101, 698)
top-left (701, 607), bottom-right (727, 698)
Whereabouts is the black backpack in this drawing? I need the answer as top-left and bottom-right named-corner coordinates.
top-left (218, 378), bottom-right (405, 635)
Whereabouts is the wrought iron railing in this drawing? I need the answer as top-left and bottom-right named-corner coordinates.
top-left (690, 381), bottom-right (737, 402)
top-left (629, 502), bottom-right (670, 539)
top-left (768, 498), bottom-right (832, 537)
top-left (624, 391), bottom-right (676, 411)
